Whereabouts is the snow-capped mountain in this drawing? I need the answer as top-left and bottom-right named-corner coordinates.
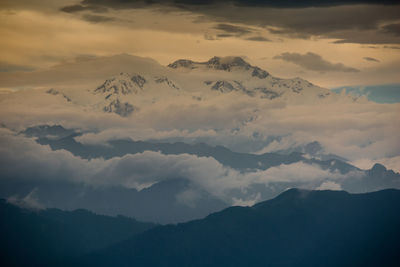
top-left (3, 54), bottom-right (359, 118)
top-left (95, 72), bottom-right (147, 96)
top-left (167, 56), bottom-right (331, 101)
top-left (168, 56), bottom-right (269, 79)
top-left (92, 72), bottom-right (181, 116)
top-left (83, 56), bottom-right (340, 116)
top-left (93, 72), bottom-right (146, 116)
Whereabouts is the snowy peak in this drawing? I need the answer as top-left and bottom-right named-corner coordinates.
top-left (103, 99), bottom-right (136, 117)
top-left (82, 55), bottom-right (337, 118)
top-left (154, 76), bottom-right (180, 90)
top-left (208, 80), bottom-right (281, 99)
top-left (93, 72), bottom-right (144, 117)
top-left (168, 59), bottom-right (196, 69)
top-left (167, 56), bottom-right (328, 100)
top-left (168, 56), bottom-right (269, 79)
top-left (94, 72), bottom-right (146, 96)
top-left (206, 56), bottom-right (251, 71)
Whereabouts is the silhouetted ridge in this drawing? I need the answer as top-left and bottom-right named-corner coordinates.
top-left (0, 200), bottom-right (155, 266)
top-left (73, 189), bottom-right (400, 267)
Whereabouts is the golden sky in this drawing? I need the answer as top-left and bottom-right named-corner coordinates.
top-left (1, 0), bottom-right (400, 88)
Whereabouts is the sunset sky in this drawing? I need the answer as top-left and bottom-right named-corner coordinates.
top-left (1, 0), bottom-right (400, 88)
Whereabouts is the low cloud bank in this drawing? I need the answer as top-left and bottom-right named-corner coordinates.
top-left (0, 129), bottom-right (356, 205)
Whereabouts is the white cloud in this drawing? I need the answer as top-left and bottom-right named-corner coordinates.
top-left (0, 129), bottom-right (351, 205)
top-left (1, 83), bottom-right (398, 169)
top-left (232, 193), bottom-right (261, 207)
top-left (316, 181), bottom-right (342, 191)
top-left (175, 189), bottom-right (202, 208)
top-left (351, 156), bottom-right (400, 172)
top-left (7, 188), bottom-right (44, 210)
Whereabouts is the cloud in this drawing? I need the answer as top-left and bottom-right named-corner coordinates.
top-left (210, 23), bottom-right (265, 41)
top-left (75, 128), bottom-right (218, 145)
top-left (202, 5), bottom-right (400, 44)
top-left (78, 0), bottom-right (399, 9)
top-left (274, 52), bottom-right (360, 73)
top-left (60, 4), bottom-right (108, 13)
top-left (213, 23), bottom-right (253, 36)
top-left (384, 45), bottom-right (400, 49)
top-left (77, 1), bottom-right (400, 44)
top-left (232, 193), bottom-right (261, 207)
top-left (245, 36), bottom-right (270, 42)
top-left (0, 54), bottom-right (398, 172)
top-left (363, 57), bottom-right (380, 62)
top-left (81, 14), bottom-right (115, 23)
top-left (7, 188), bottom-right (44, 210)
top-left (4, 0), bottom-right (400, 46)
top-left (316, 181), bottom-right (342, 191)
top-left (381, 23), bottom-right (400, 36)
top-left (351, 156), bottom-right (400, 173)
top-left (0, 128), bottom-right (349, 204)
top-left (0, 61), bottom-right (35, 72)
top-left (215, 33), bottom-right (234, 38)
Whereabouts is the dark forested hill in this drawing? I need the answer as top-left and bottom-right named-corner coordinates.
top-left (75, 189), bottom-right (400, 267)
top-left (0, 200), bottom-right (155, 266)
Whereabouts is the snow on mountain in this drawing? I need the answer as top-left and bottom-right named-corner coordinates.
top-left (1, 54), bottom-right (362, 118)
top-left (81, 55), bottom-right (359, 116)
top-left (103, 99), bottom-right (137, 117)
top-left (154, 76), bottom-right (180, 90)
top-left (46, 88), bottom-right (72, 102)
top-left (91, 72), bottom-right (183, 116)
top-left (95, 72), bottom-right (146, 96)
top-left (169, 56), bottom-right (269, 79)
top-left (166, 56), bottom-right (337, 104)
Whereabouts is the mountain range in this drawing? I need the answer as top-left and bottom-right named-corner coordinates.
top-left (0, 54), bottom-right (398, 224)
top-left (63, 55), bottom-right (340, 117)
top-left (0, 54), bottom-right (355, 118)
top-left (2, 189), bottom-right (399, 266)
top-left (0, 124), bottom-right (395, 224)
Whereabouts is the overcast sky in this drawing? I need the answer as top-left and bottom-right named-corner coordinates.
top-left (0, 0), bottom-right (400, 88)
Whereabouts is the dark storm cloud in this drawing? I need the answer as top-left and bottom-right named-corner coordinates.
top-left (363, 57), bottom-right (380, 63)
top-left (78, 0), bottom-right (399, 9)
top-left (82, 14), bottom-right (115, 23)
top-left (228, 0), bottom-right (398, 8)
top-left (57, 1), bottom-right (400, 44)
top-left (216, 33), bottom-right (234, 38)
top-left (274, 52), bottom-right (360, 73)
top-left (80, 0), bottom-right (154, 9)
top-left (382, 23), bottom-right (400, 37)
top-left (60, 4), bottom-right (108, 13)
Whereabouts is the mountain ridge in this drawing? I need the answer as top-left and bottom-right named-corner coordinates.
top-left (72, 188), bottom-right (400, 267)
top-left (0, 199), bottom-right (155, 266)
top-left (168, 56), bottom-right (270, 79)
top-left (20, 54), bottom-right (343, 117)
